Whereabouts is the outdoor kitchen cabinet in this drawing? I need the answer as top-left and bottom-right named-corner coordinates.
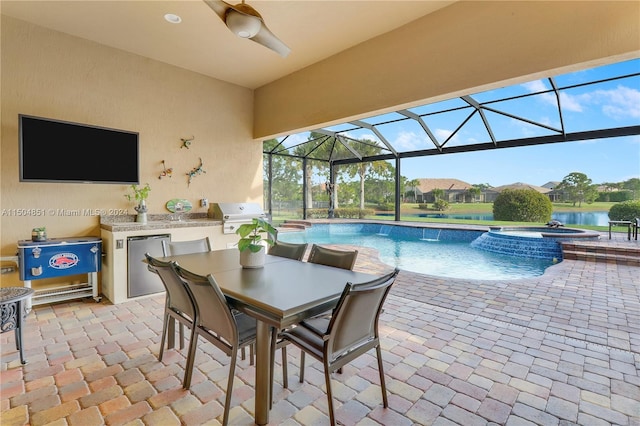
top-left (100, 220), bottom-right (239, 304)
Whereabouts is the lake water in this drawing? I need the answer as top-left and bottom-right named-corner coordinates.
top-left (394, 211), bottom-right (610, 226)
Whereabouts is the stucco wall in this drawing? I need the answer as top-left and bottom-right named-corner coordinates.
top-left (254, 1), bottom-right (640, 139)
top-left (1, 16), bottom-right (262, 286)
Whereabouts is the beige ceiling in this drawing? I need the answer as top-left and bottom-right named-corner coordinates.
top-left (1, 0), bottom-right (456, 89)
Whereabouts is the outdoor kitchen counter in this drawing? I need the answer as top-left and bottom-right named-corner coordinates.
top-left (100, 219), bottom-right (222, 232)
top-left (100, 213), bottom-right (238, 304)
top-left (100, 215), bottom-right (222, 232)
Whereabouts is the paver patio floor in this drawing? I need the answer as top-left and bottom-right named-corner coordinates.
top-left (1, 232), bottom-right (638, 425)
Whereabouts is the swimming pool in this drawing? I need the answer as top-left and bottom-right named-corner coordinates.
top-left (277, 223), bottom-right (557, 280)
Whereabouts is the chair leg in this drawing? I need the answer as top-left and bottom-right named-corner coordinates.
top-left (182, 328), bottom-right (199, 390)
top-left (376, 345), bottom-right (388, 408)
top-left (179, 323), bottom-right (185, 350)
top-left (282, 346), bottom-right (288, 389)
top-left (324, 360), bottom-right (336, 426)
top-left (299, 351), bottom-right (306, 383)
top-left (159, 312), bottom-right (170, 361)
top-left (270, 327), bottom-right (277, 409)
top-left (223, 347), bottom-right (239, 426)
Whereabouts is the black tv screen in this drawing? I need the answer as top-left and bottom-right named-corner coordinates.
top-left (19, 114), bottom-right (139, 184)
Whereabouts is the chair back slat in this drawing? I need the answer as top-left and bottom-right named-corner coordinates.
top-left (308, 244), bottom-right (358, 270)
top-left (326, 269), bottom-right (398, 362)
top-left (145, 253), bottom-right (195, 319)
top-left (162, 237), bottom-right (211, 256)
top-left (173, 263), bottom-right (238, 354)
top-left (268, 241), bottom-right (308, 261)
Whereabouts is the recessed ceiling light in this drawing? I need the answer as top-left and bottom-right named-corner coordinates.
top-left (164, 13), bottom-right (182, 24)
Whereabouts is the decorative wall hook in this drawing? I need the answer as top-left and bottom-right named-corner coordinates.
top-left (180, 136), bottom-right (194, 149)
top-left (158, 160), bottom-right (173, 179)
top-left (186, 158), bottom-right (206, 186)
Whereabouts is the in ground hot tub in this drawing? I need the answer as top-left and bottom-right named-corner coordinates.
top-left (470, 226), bottom-right (600, 260)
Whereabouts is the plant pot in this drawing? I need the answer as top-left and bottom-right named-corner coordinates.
top-left (239, 246), bottom-right (265, 269)
top-left (136, 212), bottom-right (148, 224)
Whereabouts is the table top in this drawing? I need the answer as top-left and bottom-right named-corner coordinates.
top-left (162, 248), bottom-right (377, 328)
top-left (0, 287), bottom-right (35, 303)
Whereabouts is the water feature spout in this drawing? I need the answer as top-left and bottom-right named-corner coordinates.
top-left (378, 225), bottom-right (392, 236)
top-left (420, 228), bottom-right (441, 242)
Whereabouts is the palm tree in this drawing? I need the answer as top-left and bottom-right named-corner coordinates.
top-left (407, 179), bottom-right (421, 203)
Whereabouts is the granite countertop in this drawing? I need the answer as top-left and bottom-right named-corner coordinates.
top-left (100, 213), bottom-right (222, 232)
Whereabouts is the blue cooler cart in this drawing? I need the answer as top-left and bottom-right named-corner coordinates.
top-left (17, 237), bottom-right (102, 307)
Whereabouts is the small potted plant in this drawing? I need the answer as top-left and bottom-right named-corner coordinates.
top-left (31, 226), bottom-right (47, 242)
top-left (125, 183), bottom-right (151, 223)
top-left (236, 218), bottom-right (276, 268)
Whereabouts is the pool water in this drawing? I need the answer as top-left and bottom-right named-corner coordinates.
top-left (278, 224), bottom-right (555, 280)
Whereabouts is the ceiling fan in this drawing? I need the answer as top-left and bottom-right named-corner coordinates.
top-left (203, 0), bottom-right (291, 57)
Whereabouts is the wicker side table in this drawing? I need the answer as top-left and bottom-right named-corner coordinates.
top-left (1, 287), bottom-right (34, 364)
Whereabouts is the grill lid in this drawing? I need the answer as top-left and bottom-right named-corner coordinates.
top-left (209, 202), bottom-right (266, 222)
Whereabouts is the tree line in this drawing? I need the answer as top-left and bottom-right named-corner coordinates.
top-left (263, 136), bottom-right (639, 212)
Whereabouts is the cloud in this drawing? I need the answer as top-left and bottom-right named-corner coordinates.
top-left (393, 130), bottom-right (426, 150)
top-left (435, 128), bottom-right (457, 144)
top-left (522, 80), bottom-right (639, 118)
top-left (522, 79), bottom-right (583, 112)
top-left (595, 85), bottom-right (640, 119)
top-left (522, 80), bottom-right (546, 92)
top-left (558, 92), bottom-right (583, 112)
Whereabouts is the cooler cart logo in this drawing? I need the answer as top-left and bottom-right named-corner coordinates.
top-left (49, 253), bottom-right (79, 269)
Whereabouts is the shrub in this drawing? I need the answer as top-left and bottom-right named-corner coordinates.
top-left (418, 204), bottom-right (430, 210)
top-left (334, 208), bottom-right (374, 219)
top-left (305, 208), bottom-right (328, 218)
top-left (597, 191), bottom-right (634, 202)
top-left (608, 200), bottom-right (640, 221)
top-left (432, 199), bottom-right (450, 211)
top-left (303, 208), bottom-right (374, 219)
top-left (493, 189), bottom-right (553, 222)
top-left (376, 203), bottom-right (394, 211)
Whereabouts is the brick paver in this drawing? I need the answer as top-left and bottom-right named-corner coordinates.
top-left (1, 232), bottom-right (638, 425)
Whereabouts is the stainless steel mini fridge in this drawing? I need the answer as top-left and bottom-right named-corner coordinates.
top-left (127, 234), bottom-right (170, 298)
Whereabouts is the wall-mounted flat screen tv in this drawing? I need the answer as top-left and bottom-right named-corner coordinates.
top-left (19, 114), bottom-right (139, 184)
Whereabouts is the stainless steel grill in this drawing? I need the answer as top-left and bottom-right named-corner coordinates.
top-left (209, 202), bottom-right (267, 234)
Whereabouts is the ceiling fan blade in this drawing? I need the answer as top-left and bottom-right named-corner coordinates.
top-left (251, 24), bottom-right (291, 58)
top-left (202, 0), bottom-right (229, 21)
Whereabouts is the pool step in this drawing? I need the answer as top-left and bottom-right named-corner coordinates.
top-left (561, 242), bottom-right (640, 266)
top-left (279, 220), bottom-right (312, 230)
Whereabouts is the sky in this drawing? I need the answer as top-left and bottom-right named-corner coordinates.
top-left (279, 58), bottom-right (640, 188)
top-left (383, 58), bottom-right (640, 187)
top-left (399, 136), bottom-right (639, 187)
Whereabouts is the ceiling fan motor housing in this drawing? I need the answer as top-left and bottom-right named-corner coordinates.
top-left (225, 3), bottom-right (262, 38)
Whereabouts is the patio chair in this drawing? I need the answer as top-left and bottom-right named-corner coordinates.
top-left (161, 237), bottom-right (252, 363)
top-left (268, 240), bottom-right (308, 261)
top-left (162, 237), bottom-right (211, 256)
top-left (307, 244), bottom-right (358, 270)
top-left (279, 244), bottom-right (360, 382)
top-left (173, 263), bottom-right (257, 425)
top-left (145, 253), bottom-right (195, 362)
top-left (280, 268), bottom-right (400, 426)
top-left (265, 240), bottom-right (308, 402)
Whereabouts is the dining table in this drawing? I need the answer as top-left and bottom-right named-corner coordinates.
top-left (161, 248), bottom-right (377, 425)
